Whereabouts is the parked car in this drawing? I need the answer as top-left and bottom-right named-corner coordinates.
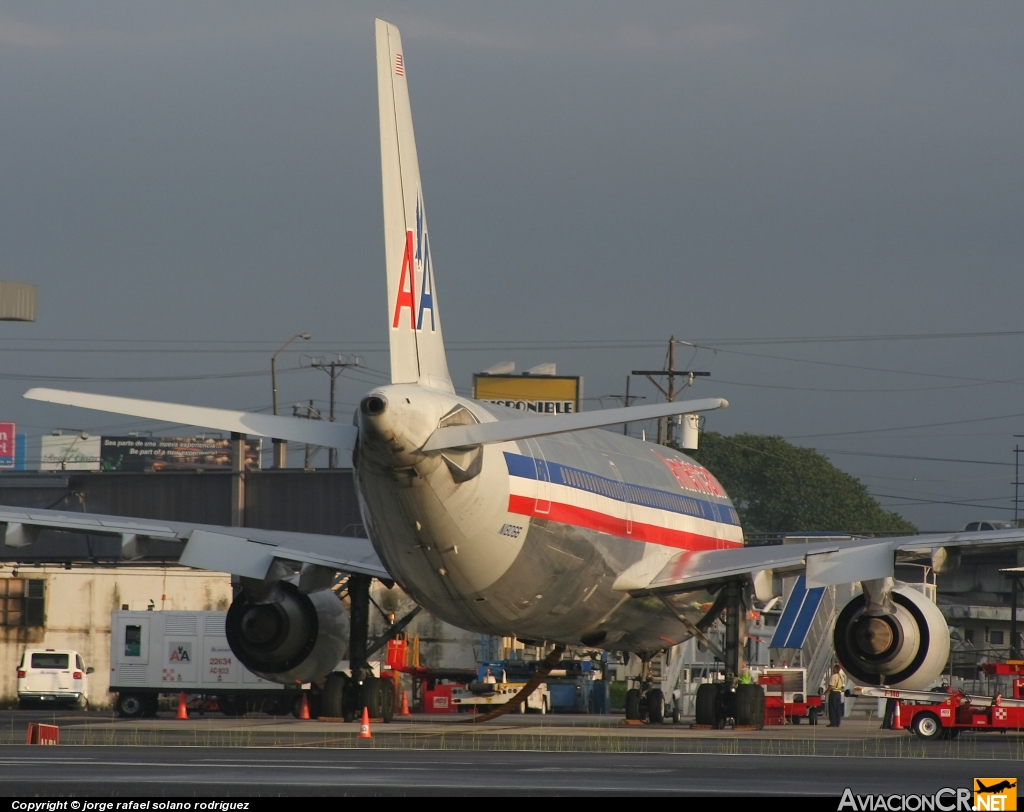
top-left (963, 520), bottom-right (1017, 531)
top-left (17, 648), bottom-right (93, 709)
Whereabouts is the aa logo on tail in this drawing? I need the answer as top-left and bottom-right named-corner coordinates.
top-left (392, 194), bottom-right (437, 332)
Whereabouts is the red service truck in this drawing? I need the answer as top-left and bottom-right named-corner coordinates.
top-left (859, 676), bottom-right (1024, 739)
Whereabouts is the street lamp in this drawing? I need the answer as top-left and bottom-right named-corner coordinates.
top-left (270, 332), bottom-right (311, 468)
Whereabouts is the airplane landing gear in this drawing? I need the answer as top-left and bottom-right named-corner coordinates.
top-left (691, 581), bottom-right (765, 729)
top-left (624, 655), bottom-right (666, 724)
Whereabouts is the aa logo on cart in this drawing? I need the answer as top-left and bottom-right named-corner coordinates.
top-left (974, 779), bottom-right (1017, 811)
top-left (168, 642), bottom-right (192, 663)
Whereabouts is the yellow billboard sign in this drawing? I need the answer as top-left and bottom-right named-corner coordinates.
top-left (473, 374), bottom-right (581, 414)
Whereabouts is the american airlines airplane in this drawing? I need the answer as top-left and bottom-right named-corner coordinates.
top-left (7, 19), bottom-right (1024, 726)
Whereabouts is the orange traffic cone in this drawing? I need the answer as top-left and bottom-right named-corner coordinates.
top-left (892, 701), bottom-right (902, 730)
top-left (358, 706), bottom-right (372, 739)
top-left (400, 691), bottom-right (411, 716)
top-left (176, 692), bottom-right (189, 720)
top-left (298, 693), bottom-right (310, 720)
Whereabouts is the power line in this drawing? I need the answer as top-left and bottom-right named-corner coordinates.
top-left (872, 492), bottom-right (1016, 512)
top-left (790, 411), bottom-right (1024, 440)
top-left (2, 327), bottom-right (1023, 348)
top-left (816, 449), bottom-right (1015, 467)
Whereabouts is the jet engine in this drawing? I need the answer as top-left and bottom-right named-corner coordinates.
top-left (833, 584), bottom-right (949, 691)
top-left (225, 582), bottom-right (348, 684)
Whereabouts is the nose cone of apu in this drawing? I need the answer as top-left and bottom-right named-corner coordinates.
top-left (357, 384), bottom-right (453, 468)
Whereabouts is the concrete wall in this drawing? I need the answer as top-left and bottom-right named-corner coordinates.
top-left (0, 567), bottom-right (231, 707)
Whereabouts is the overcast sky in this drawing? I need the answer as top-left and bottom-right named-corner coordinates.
top-left (1, 2), bottom-right (1022, 530)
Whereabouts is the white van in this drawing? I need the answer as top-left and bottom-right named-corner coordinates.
top-left (17, 649), bottom-right (93, 709)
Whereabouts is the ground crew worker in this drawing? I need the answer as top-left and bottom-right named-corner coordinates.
top-left (827, 664), bottom-right (846, 727)
top-left (483, 668), bottom-right (497, 684)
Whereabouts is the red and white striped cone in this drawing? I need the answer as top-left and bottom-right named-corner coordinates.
top-left (892, 701), bottom-right (902, 730)
top-left (358, 706), bottom-right (372, 739)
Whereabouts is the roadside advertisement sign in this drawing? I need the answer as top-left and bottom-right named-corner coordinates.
top-left (0, 423), bottom-right (15, 468)
top-left (99, 436), bottom-right (262, 472)
top-left (40, 434), bottom-right (103, 470)
top-left (473, 374), bottom-right (581, 414)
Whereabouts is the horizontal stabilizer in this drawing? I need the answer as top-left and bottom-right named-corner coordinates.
top-left (422, 397), bottom-right (728, 450)
top-left (24, 388), bottom-right (358, 451)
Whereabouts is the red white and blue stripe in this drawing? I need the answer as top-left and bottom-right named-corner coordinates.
top-left (504, 452), bottom-right (744, 552)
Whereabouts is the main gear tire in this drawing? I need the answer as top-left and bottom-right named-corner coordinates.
top-left (381, 680), bottom-right (395, 723)
top-left (647, 688), bottom-right (665, 724)
top-left (735, 684), bottom-right (765, 729)
top-left (321, 672), bottom-right (349, 719)
top-left (361, 677), bottom-right (386, 720)
top-left (695, 683), bottom-right (718, 726)
top-left (625, 688), bottom-right (641, 721)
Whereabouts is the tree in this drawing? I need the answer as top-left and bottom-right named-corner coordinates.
top-left (689, 432), bottom-right (916, 536)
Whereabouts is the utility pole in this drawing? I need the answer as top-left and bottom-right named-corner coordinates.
top-left (270, 332), bottom-right (311, 468)
top-left (292, 401), bottom-right (323, 470)
top-left (1014, 438), bottom-right (1023, 526)
top-left (632, 337), bottom-right (710, 448)
top-left (306, 355), bottom-right (362, 468)
top-left (602, 376), bottom-right (645, 436)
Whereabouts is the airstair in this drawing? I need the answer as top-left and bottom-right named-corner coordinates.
top-left (769, 575), bottom-right (840, 697)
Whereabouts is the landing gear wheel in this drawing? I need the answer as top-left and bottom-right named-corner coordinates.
top-left (625, 688), bottom-right (641, 721)
top-left (695, 683), bottom-right (718, 726)
top-left (116, 693), bottom-right (146, 719)
top-left (361, 677), bottom-right (385, 720)
top-left (381, 680), bottom-right (395, 723)
top-left (648, 689), bottom-right (665, 725)
top-left (672, 703), bottom-right (681, 724)
top-left (735, 684), bottom-right (765, 729)
top-left (321, 672), bottom-right (349, 719)
top-left (912, 711), bottom-right (942, 740)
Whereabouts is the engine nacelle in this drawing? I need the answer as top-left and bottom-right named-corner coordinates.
top-left (226, 581), bottom-right (347, 685)
top-left (833, 584), bottom-right (949, 691)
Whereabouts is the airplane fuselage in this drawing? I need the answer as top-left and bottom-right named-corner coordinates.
top-left (354, 383), bottom-right (743, 653)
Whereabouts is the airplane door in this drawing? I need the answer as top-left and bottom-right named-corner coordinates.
top-left (526, 438), bottom-right (551, 515)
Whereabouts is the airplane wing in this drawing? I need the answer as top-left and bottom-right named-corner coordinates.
top-left (0, 505), bottom-right (389, 582)
top-left (622, 528), bottom-right (1024, 595)
top-left (24, 388), bottom-right (358, 451)
top-left (422, 397), bottom-right (728, 450)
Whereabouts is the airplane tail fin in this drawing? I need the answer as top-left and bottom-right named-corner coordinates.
top-left (376, 19), bottom-right (453, 393)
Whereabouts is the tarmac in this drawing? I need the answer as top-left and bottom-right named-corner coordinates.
top-left (2, 710), bottom-right (1023, 796)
